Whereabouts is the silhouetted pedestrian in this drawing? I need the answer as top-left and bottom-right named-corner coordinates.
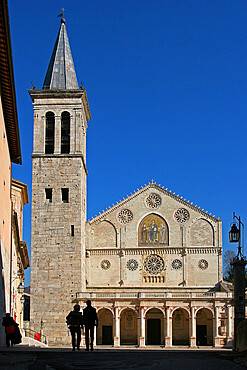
top-left (66, 304), bottom-right (83, 351)
top-left (2, 313), bottom-right (15, 347)
top-left (83, 300), bottom-right (98, 351)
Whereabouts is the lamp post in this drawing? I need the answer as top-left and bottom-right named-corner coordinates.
top-left (17, 283), bottom-right (25, 329)
top-left (229, 213), bottom-right (246, 350)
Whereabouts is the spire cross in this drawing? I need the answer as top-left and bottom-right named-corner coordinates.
top-left (57, 8), bottom-right (65, 18)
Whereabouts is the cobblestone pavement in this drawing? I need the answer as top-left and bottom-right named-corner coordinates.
top-left (0, 346), bottom-right (246, 370)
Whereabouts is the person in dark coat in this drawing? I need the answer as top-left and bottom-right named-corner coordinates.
top-left (66, 304), bottom-right (83, 351)
top-left (2, 313), bottom-right (15, 347)
top-left (83, 300), bottom-right (98, 351)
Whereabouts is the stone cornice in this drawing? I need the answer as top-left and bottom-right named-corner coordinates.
top-left (31, 153), bottom-right (88, 175)
top-left (86, 246), bottom-right (221, 256)
top-left (28, 89), bottom-right (84, 100)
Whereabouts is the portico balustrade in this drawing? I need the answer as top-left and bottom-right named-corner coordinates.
top-left (75, 291), bottom-right (232, 300)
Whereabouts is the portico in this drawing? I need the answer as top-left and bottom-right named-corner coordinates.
top-left (75, 290), bottom-right (233, 348)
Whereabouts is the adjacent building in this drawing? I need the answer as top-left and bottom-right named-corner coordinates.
top-left (30, 18), bottom-right (234, 347)
top-left (0, 0), bottom-right (29, 345)
top-left (11, 179), bottom-right (29, 329)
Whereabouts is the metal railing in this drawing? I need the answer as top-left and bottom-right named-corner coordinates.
top-left (24, 328), bottom-right (47, 344)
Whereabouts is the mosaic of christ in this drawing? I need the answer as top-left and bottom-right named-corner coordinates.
top-left (139, 214), bottom-right (168, 246)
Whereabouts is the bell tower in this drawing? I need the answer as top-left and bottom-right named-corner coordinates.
top-left (29, 18), bottom-right (91, 345)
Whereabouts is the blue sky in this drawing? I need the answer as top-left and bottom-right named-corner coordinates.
top-left (8, 0), bottom-right (247, 285)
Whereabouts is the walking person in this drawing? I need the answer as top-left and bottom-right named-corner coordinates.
top-left (83, 300), bottom-right (98, 351)
top-left (66, 304), bottom-right (83, 351)
top-left (2, 313), bottom-right (15, 347)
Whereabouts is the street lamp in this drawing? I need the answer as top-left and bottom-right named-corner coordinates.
top-left (229, 223), bottom-right (240, 243)
top-left (228, 212), bottom-right (246, 351)
top-left (17, 283), bottom-right (25, 295)
top-left (20, 295), bottom-right (25, 305)
top-left (229, 212), bottom-right (244, 259)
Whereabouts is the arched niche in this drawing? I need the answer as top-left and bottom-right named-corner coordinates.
top-left (139, 214), bottom-right (168, 246)
top-left (93, 220), bottom-right (117, 248)
top-left (172, 308), bottom-right (189, 345)
top-left (145, 308), bottom-right (164, 345)
top-left (196, 308), bottom-right (213, 346)
top-left (96, 308), bottom-right (113, 345)
top-left (120, 308), bottom-right (138, 345)
top-left (190, 219), bottom-right (214, 246)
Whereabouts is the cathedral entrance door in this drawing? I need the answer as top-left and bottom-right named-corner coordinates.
top-left (97, 308), bottom-right (113, 345)
top-left (102, 325), bottom-right (113, 345)
top-left (147, 319), bottom-right (161, 345)
top-left (196, 325), bottom-right (207, 346)
top-left (196, 309), bottom-right (213, 346)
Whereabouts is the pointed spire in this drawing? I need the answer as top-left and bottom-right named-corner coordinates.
top-left (43, 18), bottom-right (79, 89)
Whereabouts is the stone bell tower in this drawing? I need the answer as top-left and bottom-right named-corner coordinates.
top-left (29, 18), bottom-right (91, 345)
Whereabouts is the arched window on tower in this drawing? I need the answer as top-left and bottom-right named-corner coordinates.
top-left (45, 112), bottom-right (55, 154)
top-left (61, 111), bottom-right (70, 154)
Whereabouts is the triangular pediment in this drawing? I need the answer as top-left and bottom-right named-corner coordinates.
top-left (88, 180), bottom-right (219, 224)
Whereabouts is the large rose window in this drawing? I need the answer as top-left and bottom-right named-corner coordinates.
top-left (143, 255), bottom-right (164, 275)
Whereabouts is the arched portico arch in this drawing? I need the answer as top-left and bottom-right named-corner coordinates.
top-left (196, 308), bottom-right (213, 346)
top-left (145, 308), bottom-right (164, 345)
top-left (96, 308), bottom-right (113, 345)
top-left (120, 308), bottom-right (138, 345)
top-left (172, 308), bottom-right (189, 345)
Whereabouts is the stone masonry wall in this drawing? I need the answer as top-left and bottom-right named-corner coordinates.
top-left (31, 156), bottom-right (86, 345)
top-left (30, 91), bottom-right (89, 346)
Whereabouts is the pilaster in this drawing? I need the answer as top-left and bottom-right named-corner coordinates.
top-left (54, 115), bottom-right (61, 154)
top-left (113, 307), bottom-right (120, 347)
top-left (165, 307), bottom-right (172, 347)
top-left (139, 306), bottom-right (145, 347)
top-left (190, 306), bottom-right (196, 347)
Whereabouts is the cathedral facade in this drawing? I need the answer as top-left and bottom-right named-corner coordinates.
top-left (30, 19), bottom-right (233, 347)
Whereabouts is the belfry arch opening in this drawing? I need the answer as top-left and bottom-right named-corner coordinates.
top-left (61, 111), bottom-right (70, 154)
top-left (45, 112), bottom-right (55, 154)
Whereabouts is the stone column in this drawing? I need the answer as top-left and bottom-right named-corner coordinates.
top-left (94, 325), bottom-right (97, 347)
top-left (163, 310), bottom-right (166, 347)
top-left (139, 306), bottom-right (145, 347)
top-left (226, 305), bottom-right (233, 346)
top-left (165, 307), bottom-right (172, 347)
top-left (214, 306), bottom-right (220, 347)
top-left (70, 112), bottom-right (75, 153)
top-left (113, 307), bottom-right (120, 347)
top-left (190, 307), bottom-right (196, 347)
top-left (33, 111), bottom-right (44, 153)
top-left (54, 115), bottom-right (61, 154)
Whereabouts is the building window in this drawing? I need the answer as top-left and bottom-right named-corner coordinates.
top-left (71, 225), bottom-right (74, 236)
top-left (61, 111), bottom-right (70, 154)
top-left (45, 112), bottom-right (55, 154)
top-left (62, 188), bottom-right (69, 203)
top-left (45, 188), bottom-right (52, 203)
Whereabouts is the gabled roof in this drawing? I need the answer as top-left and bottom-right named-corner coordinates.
top-left (43, 18), bottom-right (78, 90)
top-left (0, 0), bottom-right (21, 164)
top-left (88, 180), bottom-right (220, 224)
